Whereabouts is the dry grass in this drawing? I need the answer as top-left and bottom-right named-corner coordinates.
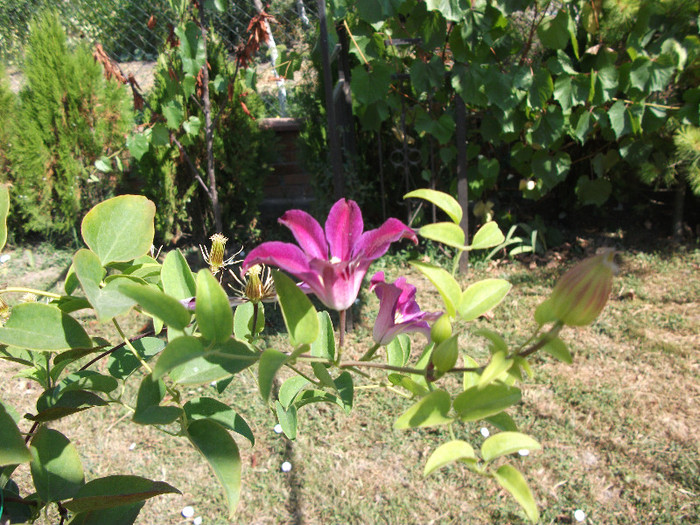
top-left (1, 240), bottom-right (698, 524)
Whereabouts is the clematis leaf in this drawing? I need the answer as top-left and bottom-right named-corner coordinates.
top-left (273, 271), bottom-right (318, 346)
top-left (404, 189), bottom-right (462, 224)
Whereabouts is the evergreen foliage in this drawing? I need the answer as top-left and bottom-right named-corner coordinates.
top-left (7, 12), bottom-right (133, 239)
top-left (0, 66), bottom-right (15, 182)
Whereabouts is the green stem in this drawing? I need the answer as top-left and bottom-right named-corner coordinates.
top-left (359, 343), bottom-right (381, 361)
top-left (337, 309), bottom-right (346, 364)
top-left (285, 363), bottom-right (320, 386)
top-left (514, 321), bottom-right (563, 360)
top-left (0, 287), bottom-right (62, 299)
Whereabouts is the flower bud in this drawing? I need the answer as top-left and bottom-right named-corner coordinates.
top-left (431, 334), bottom-right (459, 373)
top-left (430, 314), bottom-right (452, 344)
top-left (536, 249), bottom-right (617, 326)
top-left (245, 264), bottom-right (264, 304)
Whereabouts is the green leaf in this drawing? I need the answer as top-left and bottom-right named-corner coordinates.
top-left (537, 10), bottom-right (570, 50)
top-left (409, 261), bottom-right (461, 317)
top-left (81, 195), bottom-right (156, 266)
top-left (528, 69), bottom-right (553, 110)
top-left (258, 348), bottom-right (288, 402)
top-left (163, 101), bottom-right (184, 129)
top-left (424, 0), bottom-right (468, 22)
top-left (132, 374), bottom-right (181, 425)
top-left (120, 282), bottom-right (191, 330)
top-left (470, 222), bottom-right (505, 250)
top-left (418, 222), bottom-right (465, 250)
top-left (424, 440), bottom-right (477, 476)
top-left (415, 110), bottom-right (456, 145)
top-left (608, 100), bottom-right (631, 139)
top-left (66, 503), bottom-right (144, 525)
top-left (187, 419), bottom-right (242, 518)
top-left (453, 383), bottom-right (522, 421)
top-left (387, 334), bottom-right (411, 367)
top-left (169, 339), bottom-right (257, 385)
top-left (542, 336), bottom-right (572, 363)
top-left (30, 427), bottom-right (85, 502)
top-left (334, 371), bottom-right (354, 413)
top-left (394, 390), bottom-right (453, 429)
top-left (273, 271), bottom-right (318, 346)
top-left (532, 151), bottom-right (571, 191)
top-left (0, 403), bottom-right (32, 465)
top-left (63, 476), bottom-right (180, 513)
top-left (176, 22), bottom-right (206, 77)
top-left (126, 132), bottom-right (150, 161)
top-left (458, 279), bottom-right (512, 321)
top-left (575, 176), bottom-right (612, 207)
top-left (0, 303), bottom-right (92, 351)
top-left (184, 397), bottom-right (255, 446)
top-left (196, 270), bottom-right (233, 344)
top-left (486, 411), bottom-right (518, 432)
top-left (73, 250), bottom-right (135, 321)
top-left (388, 373), bottom-right (429, 397)
top-left (404, 189), bottom-right (462, 224)
top-left (55, 371), bottom-right (118, 395)
top-left (275, 401), bottom-right (298, 440)
top-left (478, 351), bottom-right (513, 389)
top-left (152, 336), bottom-right (205, 379)
top-left (108, 337), bottom-right (164, 380)
top-left (0, 183), bottom-right (9, 252)
top-left (493, 464), bottom-right (540, 523)
top-left (32, 390), bottom-right (107, 422)
top-left (161, 250), bottom-right (196, 300)
top-left (473, 328), bottom-right (508, 355)
top-left (310, 311), bottom-right (335, 361)
top-left (233, 302), bottom-right (265, 341)
top-left (279, 376), bottom-right (310, 409)
top-left (481, 432), bottom-right (541, 463)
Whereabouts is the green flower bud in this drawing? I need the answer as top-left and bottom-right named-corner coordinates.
top-left (430, 314), bottom-right (452, 344)
top-left (536, 249), bottom-right (617, 327)
top-left (208, 233), bottom-right (228, 274)
top-left (431, 334), bottom-right (459, 373)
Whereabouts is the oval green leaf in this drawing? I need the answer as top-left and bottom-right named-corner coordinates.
top-left (63, 475), bottom-right (180, 513)
top-left (30, 427), bottom-right (85, 502)
top-left (279, 376), bottom-right (310, 409)
top-left (481, 432), bottom-right (542, 463)
top-left (453, 383), bottom-right (522, 422)
top-left (152, 336), bottom-right (205, 380)
top-left (0, 303), bottom-right (92, 351)
top-left (418, 222), bottom-right (466, 250)
top-left (184, 397), bottom-right (255, 446)
top-left (493, 464), bottom-right (540, 523)
top-left (404, 189), bottom-right (462, 224)
top-left (310, 310), bottom-right (335, 361)
top-left (394, 389), bottom-right (453, 430)
top-left (161, 249), bottom-right (196, 300)
top-left (196, 269), bottom-right (233, 344)
top-left (458, 279), bottom-right (512, 322)
top-left (273, 271), bottom-right (318, 346)
top-left (0, 403), bottom-right (32, 465)
top-left (0, 183), bottom-right (9, 252)
top-left (169, 339), bottom-right (258, 385)
top-left (187, 419), bottom-right (242, 518)
top-left (424, 440), bottom-right (476, 477)
top-left (275, 401), bottom-right (298, 440)
top-left (470, 221), bottom-right (505, 251)
top-left (258, 348), bottom-right (288, 402)
top-left (119, 282), bottom-right (191, 330)
top-left (409, 261), bottom-right (461, 318)
top-left (81, 195), bottom-right (156, 265)
top-left (542, 335), bottom-right (573, 363)
top-left (478, 351), bottom-right (513, 389)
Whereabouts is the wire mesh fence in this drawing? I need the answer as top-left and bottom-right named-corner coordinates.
top-left (0, 0), bottom-right (318, 115)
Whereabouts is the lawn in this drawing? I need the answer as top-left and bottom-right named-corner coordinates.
top-left (1, 233), bottom-right (698, 524)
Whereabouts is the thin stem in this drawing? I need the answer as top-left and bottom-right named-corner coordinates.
top-left (514, 322), bottom-right (563, 360)
top-left (359, 343), bottom-right (381, 362)
top-left (337, 309), bottom-right (346, 362)
top-left (285, 363), bottom-right (320, 386)
top-left (0, 287), bottom-right (62, 299)
top-left (113, 319), bottom-right (153, 375)
top-left (252, 302), bottom-right (259, 339)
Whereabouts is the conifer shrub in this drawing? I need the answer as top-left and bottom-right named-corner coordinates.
top-left (7, 11), bottom-right (133, 239)
top-left (0, 66), bottom-right (15, 184)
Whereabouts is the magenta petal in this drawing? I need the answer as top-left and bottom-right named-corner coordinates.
top-left (325, 199), bottom-right (364, 261)
top-left (242, 241), bottom-right (312, 276)
top-left (279, 209), bottom-right (328, 260)
top-left (355, 218), bottom-right (417, 261)
top-left (308, 258), bottom-right (365, 311)
top-left (372, 278), bottom-right (403, 344)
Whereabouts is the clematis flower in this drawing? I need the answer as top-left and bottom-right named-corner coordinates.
top-left (242, 199), bottom-right (417, 311)
top-left (369, 271), bottom-right (442, 345)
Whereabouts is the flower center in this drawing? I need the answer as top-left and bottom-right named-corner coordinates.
top-left (329, 256), bottom-right (342, 264)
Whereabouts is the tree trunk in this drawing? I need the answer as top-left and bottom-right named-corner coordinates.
top-left (456, 95), bottom-right (469, 274)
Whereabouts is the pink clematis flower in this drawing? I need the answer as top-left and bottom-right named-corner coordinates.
top-left (370, 271), bottom-right (442, 345)
top-left (242, 199), bottom-right (418, 311)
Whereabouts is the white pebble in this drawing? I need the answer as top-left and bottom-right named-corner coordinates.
top-left (273, 424), bottom-right (283, 434)
top-left (281, 461), bottom-right (292, 472)
top-left (210, 381), bottom-right (217, 387)
top-left (181, 506), bottom-right (194, 518)
top-left (128, 443), bottom-right (136, 451)
top-left (0, 254), bottom-right (10, 263)
top-left (480, 427), bottom-right (490, 438)
top-left (193, 517), bottom-right (202, 525)
top-left (518, 449), bottom-right (530, 456)
top-left (574, 509), bottom-right (586, 522)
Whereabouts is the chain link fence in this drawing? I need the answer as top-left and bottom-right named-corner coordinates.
top-left (0, 0), bottom-right (317, 115)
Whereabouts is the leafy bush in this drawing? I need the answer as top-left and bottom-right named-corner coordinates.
top-left (6, 11), bottom-right (133, 239)
top-left (133, 32), bottom-right (272, 244)
top-left (0, 66), bottom-right (15, 181)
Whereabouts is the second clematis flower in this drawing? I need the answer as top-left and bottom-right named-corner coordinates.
top-left (242, 199), bottom-right (418, 311)
top-left (370, 271), bottom-right (442, 345)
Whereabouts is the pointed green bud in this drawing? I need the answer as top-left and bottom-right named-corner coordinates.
top-left (536, 249), bottom-right (617, 326)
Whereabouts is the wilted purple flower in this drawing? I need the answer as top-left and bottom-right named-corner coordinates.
top-left (369, 271), bottom-right (441, 345)
top-left (242, 199), bottom-right (417, 311)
